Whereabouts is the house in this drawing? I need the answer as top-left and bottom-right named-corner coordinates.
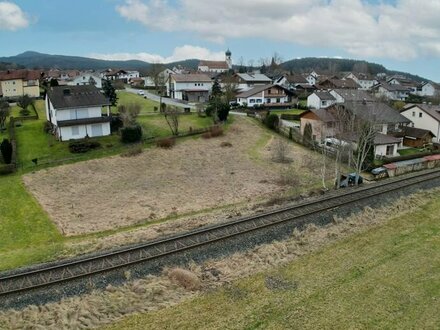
top-left (45, 85), bottom-right (111, 141)
top-left (0, 69), bottom-right (41, 98)
top-left (303, 73), bottom-right (317, 85)
top-left (387, 76), bottom-right (417, 92)
top-left (307, 91), bottom-right (337, 109)
top-left (344, 72), bottom-right (378, 90)
top-left (198, 49), bottom-right (232, 73)
top-left (372, 82), bottom-right (410, 101)
top-left (400, 104), bottom-right (440, 143)
top-left (276, 74), bottom-right (311, 90)
top-left (167, 73), bottom-right (213, 102)
top-left (144, 68), bottom-right (174, 88)
top-left (317, 78), bottom-right (360, 90)
top-left (300, 108), bottom-right (338, 141)
top-left (415, 82), bottom-right (438, 97)
top-left (329, 89), bottom-right (375, 104)
top-left (101, 69), bottom-right (139, 82)
top-left (395, 126), bottom-right (436, 148)
top-left (234, 73), bottom-right (272, 91)
top-left (68, 73), bottom-right (102, 88)
top-left (235, 84), bottom-right (292, 108)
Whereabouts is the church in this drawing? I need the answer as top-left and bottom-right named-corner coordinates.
top-left (198, 49), bottom-right (232, 73)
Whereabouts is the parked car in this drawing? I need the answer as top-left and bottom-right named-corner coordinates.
top-left (137, 90), bottom-right (145, 96)
top-left (338, 173), bottom-right (363, 188)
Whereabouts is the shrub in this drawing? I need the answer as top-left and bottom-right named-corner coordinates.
top-left (68, 140), bottom-right (101, 153)
top-left (210, 125), bottom-right (223, 137)
top-left (0, 139), bottom-right (13, 164)
top-left (265, 113), bottom-right (279, 131)
top-left (121, 145), bottom-right (143, 157)
top-left (110, 115), bottom-right (123, 133)
top-left (156, 137), bottom-right (175, 149)
top-left (121, 125), bottom-right (142, 143)
top-left (167, 268), bottom-right (201, 291)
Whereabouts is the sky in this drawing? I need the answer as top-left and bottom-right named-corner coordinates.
top-left (0, 0), bottom-right (440, 81)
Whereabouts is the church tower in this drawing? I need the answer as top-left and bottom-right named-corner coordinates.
top-left (225, 49), bottom-right (232, 69)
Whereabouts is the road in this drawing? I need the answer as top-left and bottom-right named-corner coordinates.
top-left (124, 87), bottom-right (196, 109)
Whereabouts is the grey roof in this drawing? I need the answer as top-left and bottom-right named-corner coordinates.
top-left (331, 89), bottom-right (375, 102)
top-left (373, 133), bottom-right (401, 145)
top-left (314, 91), bottom-right (336, 101)
top-left (404, 104), bottom-right (440, 123)
top-left (310, 108), bottom-right (336, 123)
top-left (375, 82), bottom-right (409, 92)
top-left (236, 73), bottom-right (272, 82)
top-left (58, 116), bottom-right (110, 127)
top-left (403, 126), bottom-right (436, 138)
top-left (172, 73), bottom-right (212, 82)
top-left (343, 101), bottom-right (411, 124)
top-left (47, 85), bottom-right (110, 109)
top-left (285, 74), bottom-right (308, 84)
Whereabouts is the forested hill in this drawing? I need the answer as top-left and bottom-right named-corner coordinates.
top-left (0, 51), bottom-right (199, 73)
top-left (280, 57), bottom-right (426, 82)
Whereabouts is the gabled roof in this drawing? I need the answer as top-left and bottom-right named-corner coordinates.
top-left (236, 73), bottom-right (272, 83)
top-left (313, 91), bottom-right (336, 101)
top-left (403, 104), bottom-right (440, 123)
top-left (344, 101), bottom-right (411, 124)
top-left (47, 85), bottom-right (110, 109)
top-left (374, 82), bottom-right (409, 92)
top-left (346, 72), bottom-right (376, 81)
top-left (318, 78), bottom-right (360, 89)
top-left (171, 73), bottom-right (212, 83)
top-left (236, 84), bottom-right (290, 98)
top-left (285, 74), bottom-right (308, 84)
top-left (403, 126), bottom-right (436, 138)
top-left (330, 89), bottom-right (375, 102)
top-left (198, 60), bottom-right (229, 70)
top-left (0, 69), bottom-right (41, 81)
top-left (299, 108), bottom-right (337, 123)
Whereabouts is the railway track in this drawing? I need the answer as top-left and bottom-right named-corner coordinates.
top-left (1, 168), bottom-right (440, 299)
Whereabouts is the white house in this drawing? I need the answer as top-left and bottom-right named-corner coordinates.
top-left (234, 73), bottom-right (272, 92)
top-left (167, 73), bottom-right (213, 102)
top-left (68, 73), bottom-right (102, 88)
top-left (344, 72), bottom-right (378, 90)
top-left (101, 69), bottom-right (139, 82)
top-left (45, 85), bottom-right (111, 141)
top-left (307, 91), bottom-right (337, 109)
top-left (415, 82), bottom-right (438, 97)
top-left (373, 82), bottom-right (410, 101)
top-left (400, 104), bottom-right (440, 143)
top-left (198, 49), bottom-right (232, 73)
top-left (236, 84), bottom-right (291, 107)
top-left (144, 68), bottom-right (174, 88)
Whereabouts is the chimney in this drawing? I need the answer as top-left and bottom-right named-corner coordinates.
top-left (63, 88), bottom-right (71, 96)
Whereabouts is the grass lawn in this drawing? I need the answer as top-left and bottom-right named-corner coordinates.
top-left (270, 108), bottom-right (305, 116)
top-left (105, 196), bottom-right (440, 329)
top-left (398, 148), bottom-right (425, 156)
top-left (112, 91), bottom-right (160, 114)
top-left (0, 174), bottom-right (64, 271)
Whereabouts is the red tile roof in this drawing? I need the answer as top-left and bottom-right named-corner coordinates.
top-left (0, 69), bottom-right (41, 81)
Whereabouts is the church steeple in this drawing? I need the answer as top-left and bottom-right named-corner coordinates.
top-left (225, 49), bottom-right (232, 69)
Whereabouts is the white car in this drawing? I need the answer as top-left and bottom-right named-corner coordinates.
top-left (137, 90), bottom-right (145, 96)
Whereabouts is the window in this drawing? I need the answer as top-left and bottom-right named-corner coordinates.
top-left (249, 99), bottom-right (255, 103)
top-left (71, 126), bottom-right (80, 136)
top-left (276, 98), bottom-right (280, 103)
top-left (419, 112), bottom-right (423, 118)
top-left (256, 99), bottom-right (262, 103)
top-left (412, 111), bottom-right (415, 117)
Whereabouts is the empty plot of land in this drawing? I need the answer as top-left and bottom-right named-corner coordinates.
top-left (23, 118), bottom-right (326, 236)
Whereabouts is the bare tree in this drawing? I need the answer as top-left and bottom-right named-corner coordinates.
top-left (149, 63), bottom-right (167, 94)
top-left (272, 138), bottom-right (291, 163)
top-left (0, 100), bottom-right (10, 130)
top-left (164, 106), bottom-right (180, 136)
top-left (118, 103), bottom-right (140, 127)
top-left (222, 73), bottom-right (238, 104)
top-left (352, 119), bottom-right (376, 184)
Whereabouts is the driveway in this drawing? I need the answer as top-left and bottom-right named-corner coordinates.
top-left (125, 87), bottom-right (196, 109)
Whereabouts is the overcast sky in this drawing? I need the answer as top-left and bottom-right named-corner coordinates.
top-left (0, 0), bottom-right (439, 81)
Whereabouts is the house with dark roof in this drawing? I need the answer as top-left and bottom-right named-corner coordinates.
top-left (329, 89), bottom-right (375, 104)
top-left (415, 82), bottom-right (438, 97)
top-left (372, 82), bottom-right (410, 101)
top-left (400, 104), bottom-right (440, 143)
top-left (235, 84), bottom-right (293, 108)
top-left (394, 126), bottom-right (436, 148)
top-left (299, 108), bottom-right (338, 141)
top-left (167, 73), bottom-right (213, 102)
top-left (344, 72), bottom-right (378, 90)
top-left (0, 69), bottom-right (41, 98)
top-left (45, 85), bottom-right (111, 141)
top-left (234, 73), bottom-right (272, 92)
top-left (317, 78), bottom-right (360, 90)
top-left (307, 91), bottom-right (336, 109)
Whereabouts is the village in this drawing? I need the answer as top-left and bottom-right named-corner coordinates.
top-left (1, 49), bottom-right (440, 329)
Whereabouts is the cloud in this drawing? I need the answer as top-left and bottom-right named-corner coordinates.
top-left (116, 0), bottom-right (440, 60)
top-left (89, 45), bottom-right (226, 63)
top-left (0, 1), bottom-right (29, 31)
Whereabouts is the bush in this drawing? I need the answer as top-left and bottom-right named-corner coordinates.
top-left (68, 140), bottom-right (101, 153)
top-left (156, 137), bottom-right (175, 149)
top-left (110, 115), bottom-right (123, 133)
top-left (121, 145), bottom-right (143, 157)
top-left (0, 139), bottom-right (13, 164)
top-left (265, 113), bottom-right (279, 130)
top-left (43, 121), bottom-right (53, 133)
top-left (202, 126), bottom-right (224, 139)
top-left (121, 125), bottom-right (142, 143)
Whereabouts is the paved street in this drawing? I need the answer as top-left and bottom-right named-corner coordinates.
top-left (125, 87), bottom-right (196, 109)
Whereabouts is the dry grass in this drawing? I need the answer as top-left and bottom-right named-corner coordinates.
top-left (167, 268), bottom-right (201, 291)
top-left (1, 189), bottom-right (438, 330)
top-left (22, 117), bottom-right (324, 236)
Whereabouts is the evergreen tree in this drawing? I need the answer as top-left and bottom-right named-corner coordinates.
top-left (211, 79), bottom-right (222, 99)
top-left (102, 79), bottom-right (118, 106)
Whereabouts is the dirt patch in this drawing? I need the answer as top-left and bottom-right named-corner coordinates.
top-left (23, 117), bottom-right (325, 236)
